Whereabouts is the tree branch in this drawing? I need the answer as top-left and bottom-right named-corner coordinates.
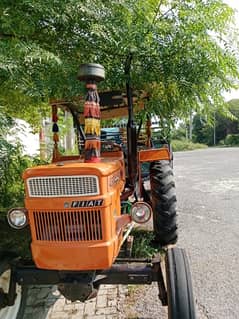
top-left (152, 0), bottom-right (164, 26)
top-left (157, 4), bottom-right (178, 21)
top-left (0, 33), bottom-right (16, 39)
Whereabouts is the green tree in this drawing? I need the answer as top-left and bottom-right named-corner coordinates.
top-left (192, 114), bottom-right (214, 145)
top-left (0, 0), bottom-right (238, 130)
top-left (0, 106), bottom-right (49, 213)
top-left (193, 99), bottom-right (239, 145)
top-left (0, 107), bottom-right (26, 210)
top-left (227, 99), bottom-right (239, 129)
top-left (215, 99), bottom-right (239, 143)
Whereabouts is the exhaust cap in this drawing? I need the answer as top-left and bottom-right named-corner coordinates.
top-left (78, 63), bottom-right (105, 82)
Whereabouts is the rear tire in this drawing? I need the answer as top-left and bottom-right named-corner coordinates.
top-left (166, 247), bottom-right (196, 319)
top-left (150, 160), bottom-right (177, 245)
top-left (0, 253), bottom-right (27, 319)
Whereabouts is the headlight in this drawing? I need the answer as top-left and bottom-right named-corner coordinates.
top-left (7, 208), bottom-right (28, 229)
top-left (131, 202), bottom-right (152, 224)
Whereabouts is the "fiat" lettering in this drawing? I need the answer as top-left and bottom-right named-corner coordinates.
top-left (71, 199), bottom-right (103, 208)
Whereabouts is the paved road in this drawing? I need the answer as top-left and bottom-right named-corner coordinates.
top-left (175, 147), bottom-right (239, 319)
top-left (123, 147), bottom-right (239, 318)
top-left (22, 147), bottom-right (239, 318)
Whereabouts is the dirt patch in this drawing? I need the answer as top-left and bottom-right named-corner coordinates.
top-left (121, 283), bottom-right (168, 319)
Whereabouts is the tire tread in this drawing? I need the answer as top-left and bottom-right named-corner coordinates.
top-left (150, 160), bottom-right (178, 245)
top-left (166, 248), bottom-right (196, 319)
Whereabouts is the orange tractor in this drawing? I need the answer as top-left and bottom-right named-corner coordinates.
top-left (0, 60), bottom-right (196, 318)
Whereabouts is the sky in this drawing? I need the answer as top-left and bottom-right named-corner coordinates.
top-left (224, 0), bottom-right (239, 13)
top-left (7, 119), bottom-right (39, 156)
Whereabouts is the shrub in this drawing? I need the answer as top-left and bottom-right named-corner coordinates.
top-left (224, 134), bottom-right (239, 146)
top-left (0, 133), bottom-right (46, 213)
top-left (0, 113), bottom-right (37, 257)
top-left (1, 142), bottom-right (28, 211)
top-left (218, 139), bottom-right (225, 146)
top-left (171, 139), bottom-right (208, 152)
top-left (0, 139), bottom-right (47, 257)
top-left (131, 229), bottom-right (158, 258)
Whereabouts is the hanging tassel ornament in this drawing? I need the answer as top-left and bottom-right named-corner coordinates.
top-left (83, 83), bottom-right (101, 162)
top-left (77, 63), bottom-right (105, 163)
top-left (52, 105), bottom-right (60, 161)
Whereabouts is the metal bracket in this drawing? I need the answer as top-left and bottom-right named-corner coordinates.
top-left (152, 254), bottom-right (168, 306)
top-left (6, 264), bottom-right (17, 306)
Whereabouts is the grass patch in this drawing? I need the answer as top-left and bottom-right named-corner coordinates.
top-left (171, 139), bottom-right (208, 152)
top-left (130, 229), bottom-right (160, 258)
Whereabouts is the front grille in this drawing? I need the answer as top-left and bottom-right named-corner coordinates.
top-left (27, 175), bottom-right (99, 197)
top-left (33, 210), bottom-right (102, 241)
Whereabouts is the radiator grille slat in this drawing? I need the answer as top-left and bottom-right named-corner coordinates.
top-left (33, 211), bottom-right (102, 241)
top-left (27, 175), bottom-right (99, 197)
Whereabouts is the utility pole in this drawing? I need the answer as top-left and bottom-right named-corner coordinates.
top-left (189, 111), bottom-right (193, 140)
top-left (213, 111), bottom-right (216, 145)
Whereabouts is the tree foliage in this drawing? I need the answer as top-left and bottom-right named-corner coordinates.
top-left (0, 106), bottom-right (46, 212)
top-left (192, 99), bottom-right (239, 145)
top-left (192, 114), bottom-right (215, 144)
top-left (0, 107), bottom-right (26, 210)
top-left (0, 0), bottom-right (238, 128)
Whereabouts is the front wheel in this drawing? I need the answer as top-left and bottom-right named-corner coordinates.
top-left (166, 247), bottom-right (196, 319)
top-left (0, 253), bottom-right (27, 319)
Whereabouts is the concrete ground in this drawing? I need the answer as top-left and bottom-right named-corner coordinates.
top-left (22, 285), bottom-right (128, 319)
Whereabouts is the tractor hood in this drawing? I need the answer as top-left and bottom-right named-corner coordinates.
top-left (23, 160), bottom-right (121, 180)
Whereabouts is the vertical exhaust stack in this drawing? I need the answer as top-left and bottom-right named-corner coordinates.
top-left (78, 63), bottom-right (105, 162)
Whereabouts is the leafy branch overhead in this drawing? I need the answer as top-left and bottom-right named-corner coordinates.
top-left (0, 0), bottom-right (238, 126)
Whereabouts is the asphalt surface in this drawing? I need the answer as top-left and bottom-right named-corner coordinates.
top-left (174, 147), bottom-right (239, 319)
top-left (124, 147), bottom-right (239, 319)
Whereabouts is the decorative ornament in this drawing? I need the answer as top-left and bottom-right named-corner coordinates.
top-left (78, 63), bottom-right (105, 163)
top-left (52, 105), bottom-right (60, 161)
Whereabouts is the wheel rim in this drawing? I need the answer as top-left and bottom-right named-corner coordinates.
top-left (0, 270), bottom-right (22, 319)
